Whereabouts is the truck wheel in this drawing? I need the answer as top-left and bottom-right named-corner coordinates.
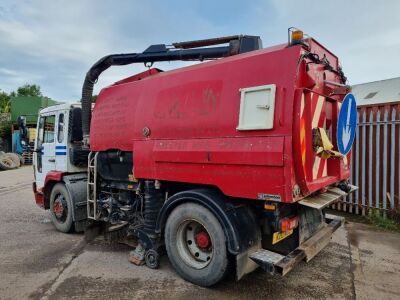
top-left (165, 203), bottom-right (229, 286)
top-left (145, 249), bottom-right (160, 269)
top-left (49, 183), bottom-right (74, 233)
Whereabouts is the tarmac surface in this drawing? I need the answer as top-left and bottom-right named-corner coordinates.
top-left (0, 166), bottom-right (399, 300)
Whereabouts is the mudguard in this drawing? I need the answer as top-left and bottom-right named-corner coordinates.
top-left (63, 173), bottom-right (87, 222)
top-left (155, 189), bottom-right (260, 255)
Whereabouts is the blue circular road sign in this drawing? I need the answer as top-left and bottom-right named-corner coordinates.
top-left (337, 93), bottom-right (357, 155)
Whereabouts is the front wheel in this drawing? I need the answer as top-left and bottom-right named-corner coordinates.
top-left (49, 183), bottom-right (74, 233)
top-left (165, 203), bottom-right (229, 286)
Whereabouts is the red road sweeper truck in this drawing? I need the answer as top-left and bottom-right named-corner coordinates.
top-left (32, 28), bottom-right (357, 286)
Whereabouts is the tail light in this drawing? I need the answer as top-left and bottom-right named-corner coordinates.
top-left (280, 216), bottom-right (299, 232)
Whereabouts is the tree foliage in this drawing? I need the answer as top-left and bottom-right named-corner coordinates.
top-left (0, 90), bottom-right (11, 113)
top-left (0, 84), bottom-right (45, 141)
top-left (15, 84), bottom-right (42, 97)
top-left (0, 89), bottom-right (12, 140)
top-left (0, 84), bottom-right (45, 113)
top-left (0, 120), bottom-right (12, 137)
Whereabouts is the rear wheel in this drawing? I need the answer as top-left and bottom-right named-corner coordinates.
top-left (49, 183), bottom-right (74, 233)
top-left (165, 203), bottom-right (229, 286)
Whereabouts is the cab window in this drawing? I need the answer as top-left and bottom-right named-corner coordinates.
top-left (37, 116), bottom-right (45, 147)
top-left (58, 113), bottom-right (64, 143)
top-left (43, 115), bottom-right (55, 143)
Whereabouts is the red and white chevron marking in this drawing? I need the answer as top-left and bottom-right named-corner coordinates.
top-left (300, 92), bottom-right (332, 180)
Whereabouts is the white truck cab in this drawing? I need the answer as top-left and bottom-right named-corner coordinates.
top-left (34, 103), bottom-right (86, 187)
top-left (33, 103), bottom-right (89, 232)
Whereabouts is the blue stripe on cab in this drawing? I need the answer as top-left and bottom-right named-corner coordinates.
top-left (55, 152), bottom-right (67, 155)
top-left (55, 145), bottom-right (67, 149)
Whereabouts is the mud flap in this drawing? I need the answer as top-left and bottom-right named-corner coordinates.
top-left (63, 174), bottom-right (88, 222)
top-left (236, 240), bottom-right (261, 280)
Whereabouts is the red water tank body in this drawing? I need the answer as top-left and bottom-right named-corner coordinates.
top-left (90, 38), bottom-right (351, 203)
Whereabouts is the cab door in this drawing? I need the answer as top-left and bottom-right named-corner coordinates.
top-left (35, 114), bottom-right (56, 189)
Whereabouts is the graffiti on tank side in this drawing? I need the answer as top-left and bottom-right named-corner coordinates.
top-left (154, 83), bottom-right (221, 120)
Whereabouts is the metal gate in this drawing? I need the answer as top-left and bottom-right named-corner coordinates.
top-left (333, 102), bottom-right (400, 215)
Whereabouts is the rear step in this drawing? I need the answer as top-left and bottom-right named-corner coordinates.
top-left (249, 215), bottom-right (344, 276)
top-left (298, 184), bottom-right (358, 210)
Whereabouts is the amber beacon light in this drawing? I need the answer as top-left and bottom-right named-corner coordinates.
top-left (288, 27), bottom-right (305, 46)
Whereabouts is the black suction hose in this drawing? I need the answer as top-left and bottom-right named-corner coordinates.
top-left (81, 55), bottom-right (133, 146)
top-left (80, 49), bottom-right (229, 147)
top-left (80, 35), bottom-right (262, 147)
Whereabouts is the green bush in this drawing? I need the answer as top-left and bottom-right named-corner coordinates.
top-left (388, 208), bottom-right (400, 223)
top-left (367, 208), bottom-right (400, 231)
top-left (0, 120), bottom-right (12, 138)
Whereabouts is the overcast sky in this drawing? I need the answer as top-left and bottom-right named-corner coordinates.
top-left (0, 0), bottom-right (399, 101)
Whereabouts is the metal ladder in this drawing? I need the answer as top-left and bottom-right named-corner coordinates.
top-left (87, 151), bottom-right (99, 220)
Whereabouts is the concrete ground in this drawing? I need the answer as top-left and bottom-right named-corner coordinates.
top-left (0, 167), bottom-right (399, 300)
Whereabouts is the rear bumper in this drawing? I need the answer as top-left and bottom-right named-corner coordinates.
top-left (250, 214), bottom-right (344, 276)
top-left (32, 182), bottom-right (45, 209)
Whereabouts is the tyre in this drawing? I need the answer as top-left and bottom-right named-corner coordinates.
top-left (0, 156), bottom-right (16, 170)
top-left (165, 203), bottom-right (229, 286)
top-left (49, 183), bottom-right (74, 233)
top-left (5, 153), bottom-right (21, 168)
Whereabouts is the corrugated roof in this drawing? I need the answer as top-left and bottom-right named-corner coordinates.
top-left (352, 77), bottom-right (400, 106)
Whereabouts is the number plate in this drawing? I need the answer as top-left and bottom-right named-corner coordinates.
top-left (272, 229), bottom-right (293, 245)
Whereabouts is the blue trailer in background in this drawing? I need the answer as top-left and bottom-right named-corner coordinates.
top-left (12, 132), bottom-right (24, 154)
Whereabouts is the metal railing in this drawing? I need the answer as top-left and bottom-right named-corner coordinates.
top-left (333, 102), bottom-right (400, 216)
